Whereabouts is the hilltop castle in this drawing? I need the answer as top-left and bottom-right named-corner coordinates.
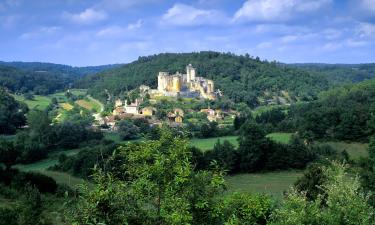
top-left (156, 64), bottom-right (216, 100)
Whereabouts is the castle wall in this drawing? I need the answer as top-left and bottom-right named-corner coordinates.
top-left (156, 64), bottom-right (215, 100)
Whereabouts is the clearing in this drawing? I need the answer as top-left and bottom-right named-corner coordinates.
top-left (12, 94), bottom-right (51, 110)
top-left (226, 170), bottom-right (303, 200)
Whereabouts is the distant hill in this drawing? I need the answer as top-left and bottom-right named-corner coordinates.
top-left (0, 62), bottom-right (121, 95)
top-left (286, 77), bottom-right (375, 141)
top-left (289, 63), bottom-right (375, 85)
top-left (77, 52), bottom-right (329, 107)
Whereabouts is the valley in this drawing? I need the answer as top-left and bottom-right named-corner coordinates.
top-left (1, 52), bottom-right (375, 224)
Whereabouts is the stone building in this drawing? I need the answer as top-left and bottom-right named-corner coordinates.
top-left (156, 64), bottom-right (216, 100)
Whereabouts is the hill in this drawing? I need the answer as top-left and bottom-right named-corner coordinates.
top-left (77, 52), bottom-right (329, 107)
top-left (290, 63), bottom-right (375, 85)
top-left (0, 62), bottom-right (120, 95)
top-left (286, 77), bottom-right (375, 141)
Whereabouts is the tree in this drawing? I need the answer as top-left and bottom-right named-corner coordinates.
top-left (207, 139), bottom-right (237, 172)
top-left (294, 163), bottom-right (328, 201)
top-left (0, 88), bottom-right (27, 134)
top-left (0, 138), bottom-right (19, 170)
top-left (271, 162), bottom-right (375, 225)
top-left (26, 110), bottom-right (52, 145)
top-left (214, 192), bottom-right (274, 225)
top-left (71, 129), bottom-right (226, 224)
top-left (237, 121), bottom-right (270, 172)
top-left (18, 185), bottom-right (49, 225)
top-left (116, 120), bottom-right (140, 140)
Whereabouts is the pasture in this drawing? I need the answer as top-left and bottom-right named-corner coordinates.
top-left (190, 136), bottom-right (239, 151)
top-left (15, 148), bottom-right (85, 188)
top-left (317, 141), bottom-right (368, 159)
top-left (76, 97), bottom-right (102, 112)
top-left (12, 94), bottom-right (51, 110)
top-left (266, 132), bottom-right (293, 144)
top-left (226, 170), bottom-right (303, 199)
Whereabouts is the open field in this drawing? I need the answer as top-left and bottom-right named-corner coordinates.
top-left (317, 141), bottom-right (368, 159)
top-left (59, 102), bottom-right (74, 110)
top-left (15, 148), bottom-right (85, 188)
top-left (76, 97), bottom-right (102, 112)
top-left (190, 136), bottom-right (239, 151)
top-left (226, 171), bottom-right (303, 199)
top-left (12, 94), bottom-right (52, 110)
top-left (267, 132), bottom-right (293, 144)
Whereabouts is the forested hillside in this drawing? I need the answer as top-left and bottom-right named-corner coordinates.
top-left (290, 63), bottom-right (375, 85)
top-left (78, 52), bottom-right (329, 106)
top-left (0, 62), bottom-right (120, 94)
top-left (285, 78), bottom-right (375, 141)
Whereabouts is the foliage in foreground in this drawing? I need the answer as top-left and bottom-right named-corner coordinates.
top-left (67, 130), bottom-right (274, 225)
top-left (66, 130), bottom-right (375, 225)
top-left (271, 162), bottom-right (374, 225)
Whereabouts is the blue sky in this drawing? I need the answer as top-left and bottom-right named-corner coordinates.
top-left (0, 0), bottom-right (375, 66)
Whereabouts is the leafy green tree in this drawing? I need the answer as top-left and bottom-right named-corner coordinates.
top-left (18, 185), bottom-right (49, 225)
top-left (71, 129), bottom-right (226, 224)
top-left (26, 110), bottom-right (52, 145)
top-left (294, 163), bottom-right (328, 201)
top-left (0, 88), bottom-right (28, 134)
top-left (116, 120), bottom-right (140, 140)
top-left (207, 139), bottom-right (237, 172)
top-left (271, 162), bottom-right (375, 225)
top-left (0, 138), bottom-right (19, 170)
top-left (237, 121), bottom-right (269, 172)
top-left (214, 192), bottom-right (274, 225)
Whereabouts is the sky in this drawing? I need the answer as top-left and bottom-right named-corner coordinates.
top-left (0, 0), bottom-right (375, 66)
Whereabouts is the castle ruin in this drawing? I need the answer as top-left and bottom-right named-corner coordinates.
top-left (156, 64), bottom-right (216, 100)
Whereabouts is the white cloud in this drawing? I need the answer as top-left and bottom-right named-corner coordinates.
top-left (356, 22), bottom-right (375, 38)
top-left (0, 14), bottom-right (22, 28)
top-left (127, 19), bottom-right (144, 30)
top-left (96, 20), bottom-right (144, 38)
top-left (0, 0), bottom-right (22, 10)
top-left (360, 0), bottom-right (375, 12)
top-left (94, 0), bottom-right (159, 11)
top-left (20, 26), bottom-right (61, 39)
top-left (96, 26), bottom-right (125, 37)
top-left (256, 41), bottom-right (273, 49)
top-left (64, 8), bottom-right (107, 25)
top-left (161, 3), bottom-right (226, 26)
top-left (234, 0), bottom-right (332, 22)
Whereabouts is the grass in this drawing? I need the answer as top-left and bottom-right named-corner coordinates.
top-left (190, 136), bottom-right (239, 151)
top-left (104, 132), bottom-right (122, 142)
top-left (15, 148), bottom-right (86, 189)
top-left (12, 94), bottom-right (52, 110)
top-left (267, 133), bottom-right (293, 144)
top-left (76, 97), bottom-right (102, 112)
top-left (226, 171), bottom-right (303, 199)
top-left (317, 141), bottom-right (368, 159)
top-left (70, 89), bottom-right (87, 96)
top-left (60, 102), bottom-right (74, 111)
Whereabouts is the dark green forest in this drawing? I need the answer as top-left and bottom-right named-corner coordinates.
top-left (0, 62), bottom-right (120, 94)
top-left (78, 52), bottom-right (329, 107)
top-left (291, 63), bottom-right (375, 85)
top-left (282, 78), bottom-right (375, 141)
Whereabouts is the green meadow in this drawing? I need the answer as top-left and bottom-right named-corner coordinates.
top-left (190, 136), bottom-right (239, 151)
top-left (12, 94), bottom-right (52, 110)
top-left (266, 132), bottom-right (293, 144)
top-left (226, 171), bottom-right (303, 199)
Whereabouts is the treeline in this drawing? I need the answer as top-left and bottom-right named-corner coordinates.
top-left (78, 51), bottom-right (329, 107)
top-left (280, 78), bottom-right (375, 141)
top-left (0, 62), bottom-right (120, 95)
top-left (193, 121), bottom-right (340, 174)
top-left (0, 88), bottom-right (28, 134)
top-left (61, 130), bottom-right (374, 224)
top-left (290, 63), bottom-right (375, 85)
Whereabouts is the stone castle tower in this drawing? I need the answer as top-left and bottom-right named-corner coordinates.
top-left (156, 64), bottom-right (215, 99)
